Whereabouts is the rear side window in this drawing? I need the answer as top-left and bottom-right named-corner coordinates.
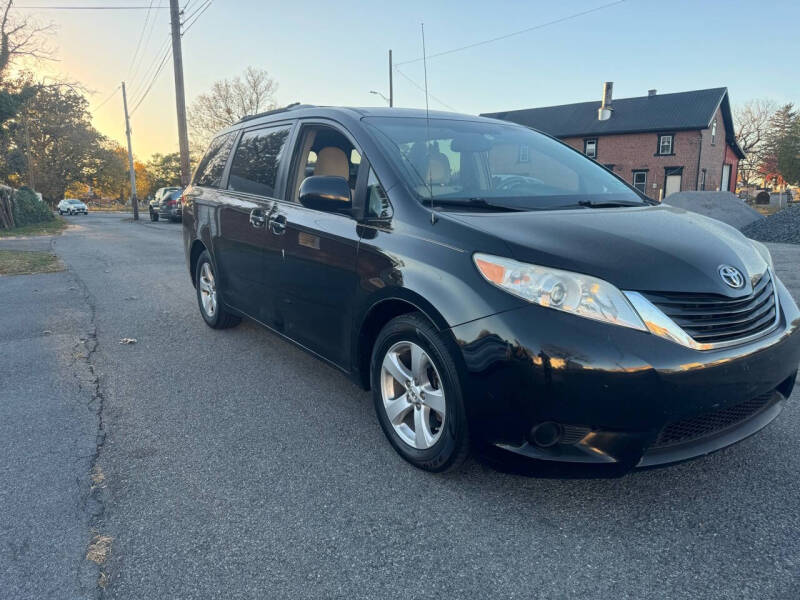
top-left (228, 125), bottom-right (292, 197)
top-left (193, 132), bottom-right (236, 188)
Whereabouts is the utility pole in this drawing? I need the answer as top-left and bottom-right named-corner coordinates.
top-left (121, 81), bottom-right (139, 220)
top-left (169, 0), bottom-right (191, 187)
top-left (388, 49), bottom-right (393, 107)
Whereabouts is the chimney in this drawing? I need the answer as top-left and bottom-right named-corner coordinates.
top-left (648, 89), bottom-right (657, 97)
top-left (598, 81), bottom-right (613, 121)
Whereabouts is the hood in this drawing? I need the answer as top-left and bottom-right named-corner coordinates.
top-left (446, 204), bottom-right (768, 296)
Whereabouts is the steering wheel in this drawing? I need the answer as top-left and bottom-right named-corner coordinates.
top-left (495, 176), bottom-right (532, 193)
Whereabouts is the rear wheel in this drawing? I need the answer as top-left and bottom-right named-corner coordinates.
top-left (195, 250), bottom-right (241, 329)
top-left (371, 313), bottom-right (469, 472)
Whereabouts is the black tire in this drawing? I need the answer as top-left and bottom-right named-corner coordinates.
top-left (194, 250), bottom-right (241, 329)
top-left (150, 211), bottom-right (159, 222)
top-left (371, 312), bottom-right (469, 472)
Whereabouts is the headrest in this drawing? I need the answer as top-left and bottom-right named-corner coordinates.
top-left (426, 153), bottom-right (450, 185)
top-left (315, 147), bottom-right (349, 179)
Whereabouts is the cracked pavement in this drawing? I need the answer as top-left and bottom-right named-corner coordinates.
top-left (1, 212), bottom-right (800, 599)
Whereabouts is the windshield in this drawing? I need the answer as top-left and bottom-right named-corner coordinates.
top-left (363, 117), bottom-right (646, 211)
top-left (68, 199), bottom-right (81, 204)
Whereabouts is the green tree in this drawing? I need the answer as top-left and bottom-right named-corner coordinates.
top-left (776, 119), bottom-right (800, 185)
top-left (2, 76), bottom-right (102, 203)
top-left (84, 139), bottom-right (128, 199)
top-left (146, 152), bottom-right (182, 191)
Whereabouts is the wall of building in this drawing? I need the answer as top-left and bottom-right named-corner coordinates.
top-left (561, 130), bottom-right (702, 200)
top-left (697, 106), bottom-right (729, 192)
top-left (724, 144), bottom-right (739, 192)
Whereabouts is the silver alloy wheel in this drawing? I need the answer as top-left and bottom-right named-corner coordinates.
top-left (380, 341), bottom-right (446, 450)
top-left (198, 262), bottom-right (217, 318)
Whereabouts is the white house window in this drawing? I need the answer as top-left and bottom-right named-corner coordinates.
top-left (518, 144), bottom-right (530, 163)
top-left (711, 120), bottom-right (717, 145)
top-left (633, 170), bottom-right (647, 194)
top-left (584, 138), bottom-right (597, 159)
top-left (658, 134), bottom-right (673, 155)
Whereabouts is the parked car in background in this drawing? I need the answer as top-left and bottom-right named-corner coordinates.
top-left (182, 105), bottom-right (800, 473)
top-left (149, 186), bottom-right (181, 221)
top-left (157, 189), bottom-right (183, 222)
top-left (57, 198), bottom-right (88, 215)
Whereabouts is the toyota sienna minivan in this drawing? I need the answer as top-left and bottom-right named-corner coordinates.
top-left (182, 104), bottom-right (800, 472)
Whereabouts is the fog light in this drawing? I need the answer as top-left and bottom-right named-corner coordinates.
top-left (529, 422), bottom-right (564, 447)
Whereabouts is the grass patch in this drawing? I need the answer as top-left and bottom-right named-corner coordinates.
top-left (0, 250), bottom-right (63, 275)
top-left (0, 216), bottom-right (67, 238)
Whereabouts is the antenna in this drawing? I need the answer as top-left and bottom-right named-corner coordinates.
top-left (421, 22), bottom-right (437, 224)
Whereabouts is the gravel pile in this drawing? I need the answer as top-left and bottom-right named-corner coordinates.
top-left (742, 204), bottom-right (800, 244)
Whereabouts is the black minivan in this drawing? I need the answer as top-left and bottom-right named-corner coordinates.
top-left (182, 105), bottom-right (800, 472)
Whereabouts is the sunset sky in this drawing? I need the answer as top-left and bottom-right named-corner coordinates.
top-left (12, 0), bottom-right (800, 159)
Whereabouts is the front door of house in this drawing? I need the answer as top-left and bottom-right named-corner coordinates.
top-left (721, 164), bottom-right (731, 192)
top-left (665, 172), bottom-right (682, 198)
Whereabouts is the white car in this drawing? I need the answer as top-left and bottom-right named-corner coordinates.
top-left (58, 198), bottom-right (88, 215)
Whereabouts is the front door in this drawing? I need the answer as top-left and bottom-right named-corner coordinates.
top-left (721, 164), bottom-right (731, 192)
top-left (665, 168), bottom-right (682, 198)
top-left (274, 122), bottom-right (363, 367)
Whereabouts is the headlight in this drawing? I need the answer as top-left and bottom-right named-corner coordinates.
top-left (473, 253), bottom-right (647, 331)
top-left (749, 239), bottom-right (773, 269)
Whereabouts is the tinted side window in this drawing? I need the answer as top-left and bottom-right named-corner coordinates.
top-left (193, 132), bottom-right (236, 188)
top-left (228, 125), bottom-right (291, 197)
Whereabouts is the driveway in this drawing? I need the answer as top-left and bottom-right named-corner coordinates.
top-left (2, 211), bottom-right (799, 599)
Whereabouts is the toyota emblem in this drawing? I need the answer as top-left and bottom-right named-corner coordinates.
top-left (718, 265), bottom-right (745, 289)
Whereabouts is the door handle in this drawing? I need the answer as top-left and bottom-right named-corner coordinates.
top-left (268, 213), bottom-right (286, 235)
top-left (249, 208), bottom-right (266, 228)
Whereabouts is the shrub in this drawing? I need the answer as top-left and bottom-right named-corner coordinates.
top-left (13, 187), bottom-right (54, 227)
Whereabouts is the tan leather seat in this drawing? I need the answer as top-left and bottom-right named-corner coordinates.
top-left (315, 147), bottom-right (349, 179)
top-left (426, 153), bottom-right (450, 185)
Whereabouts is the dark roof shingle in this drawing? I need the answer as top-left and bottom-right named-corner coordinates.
top-left (482, 87), bottom-right (734, 138)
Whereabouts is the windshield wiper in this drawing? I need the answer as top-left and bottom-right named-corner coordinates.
top-left (576, 199), bottom-right (647, 208)
top-left (421, 197), bottom-right (522, 212)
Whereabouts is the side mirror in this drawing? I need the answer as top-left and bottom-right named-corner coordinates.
top-left (298, 176), bottom-right (352, 214)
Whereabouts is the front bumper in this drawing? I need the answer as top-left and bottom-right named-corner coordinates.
top-left (451, 277), bottom-right (800, 470)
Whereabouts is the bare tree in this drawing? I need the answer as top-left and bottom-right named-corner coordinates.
top-left (0, 1), bottom-right (55, 81)
top-left (188, 66), bottom-right (278, 150)
top-left (734, 99), bottom-right (776, 187)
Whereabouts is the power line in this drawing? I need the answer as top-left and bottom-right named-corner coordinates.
top-left (180, 0), bottom-right (207, 25)
top-left (129, 1), bottom-right (165, 86)
top-left (395, 0), bottom-right (629, 66)
top-left (129, 34), bottom-right (170, 99)
top-left (129, 44), bottom-right (171, 115)
top-left (128, 0), bottom-right (157, 78)
top-left (393, 66), bottom-right (457, 112)
top-left (181, 0), bottom-right (210, 33)
top-left (93, 85), bottom-right (120, 111)
top-left (12, 4), bottom-right (169, 9)
top-left (128, 0), bottom-right (209, 115)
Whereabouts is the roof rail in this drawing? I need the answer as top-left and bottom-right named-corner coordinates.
top-left (236, 102), bottom-right (314, 123)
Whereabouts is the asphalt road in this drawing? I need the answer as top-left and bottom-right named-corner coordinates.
top-left (2, 211), bottom-right (800, 599)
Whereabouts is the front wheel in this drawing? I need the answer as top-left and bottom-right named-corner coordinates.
top-left (194, 250), bottom-right (241, 329)
top-left (150, 210), bottom-right (159, 222)
top-left (371, 313), bottom-right (469, 472)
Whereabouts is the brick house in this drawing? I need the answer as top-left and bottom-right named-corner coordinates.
top-left (483, 85), bottom-right (745, 200)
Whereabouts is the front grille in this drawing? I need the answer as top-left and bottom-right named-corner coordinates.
top-left (642, 271), bottom-right (776, 344)
top-left (651, 393), bottom-right (774, 449)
